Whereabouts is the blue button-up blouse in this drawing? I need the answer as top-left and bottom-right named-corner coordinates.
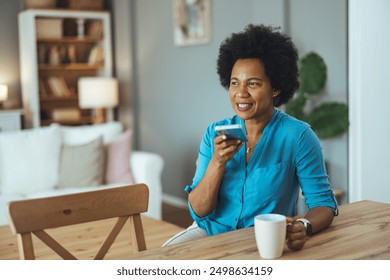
top-left (185, 109), bottom-right (338, 236)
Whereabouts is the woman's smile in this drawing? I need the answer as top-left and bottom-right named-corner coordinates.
top-left (237, 102), bottom-right (253, 111)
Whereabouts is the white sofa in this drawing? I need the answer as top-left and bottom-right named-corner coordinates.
top-left (0, 122), bottom-right (163, 225)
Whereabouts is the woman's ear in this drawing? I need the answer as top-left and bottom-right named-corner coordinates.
top-left (273, 90), bottom-right (282, 106)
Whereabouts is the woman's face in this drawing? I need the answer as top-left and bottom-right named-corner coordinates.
top-left (228, 58), bottom-right (279, 123)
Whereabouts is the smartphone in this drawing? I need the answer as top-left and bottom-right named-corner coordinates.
top-left (215, 124), bottom-right (248, 142)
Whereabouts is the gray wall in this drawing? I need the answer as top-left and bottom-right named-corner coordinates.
top-left (129, 0), bottom-right (348, 202)
top-left (288, 0), bottom-right (348, 201)
top-left (0, 0), bottom-right (22, 109)
top-left (112, 0), bottom-right (135, 131)
top-left (0, 0), bottom-right (348, 204)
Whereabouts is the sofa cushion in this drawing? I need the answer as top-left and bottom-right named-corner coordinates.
top-left (57, 136), bottom-right (105, 189)
top-left (0, 125), bottom-right (62, 195)
top-left (61, 121), bottom-right (122, 145)
top-left (28, 184), bottom-right (126, 201)
top-left (0, 194), bottom-right (24, 225)
top-left (105, 129), bottom-right (134, 184)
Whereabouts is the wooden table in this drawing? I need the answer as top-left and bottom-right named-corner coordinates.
top-left (126, 200), bottom-right (390, 260)
top-left (2, 201), bottom-right (389, 260)
top-left (0, 215), bottom-right (183, 260)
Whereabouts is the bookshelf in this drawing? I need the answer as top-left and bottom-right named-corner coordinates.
top-left (18, 9), bottom-right (112, 128)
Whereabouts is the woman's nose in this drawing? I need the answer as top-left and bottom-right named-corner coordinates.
top-left (236, 86), bottom-right (249, 97)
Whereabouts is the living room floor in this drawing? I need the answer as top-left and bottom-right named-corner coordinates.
top-left (162, 203), bottom-right (192, 228)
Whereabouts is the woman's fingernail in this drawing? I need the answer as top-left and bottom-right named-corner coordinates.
top-left (222, 135), bottom-right (227, 140)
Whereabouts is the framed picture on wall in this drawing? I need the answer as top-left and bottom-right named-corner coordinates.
top-left (173, 0), bottom-right (212, 47)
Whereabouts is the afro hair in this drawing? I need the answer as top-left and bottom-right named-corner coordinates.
top-left (216, 24), bottom-right (299, 106)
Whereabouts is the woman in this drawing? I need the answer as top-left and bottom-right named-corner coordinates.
top-left (164, 24), bottom-right (338, 250)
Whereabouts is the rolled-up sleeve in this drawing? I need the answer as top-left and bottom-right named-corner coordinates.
top-left (296, 127), bottom-right (339, 215)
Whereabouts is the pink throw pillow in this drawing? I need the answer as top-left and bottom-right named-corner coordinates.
top-left (105, 129), bottom-right (135, 184)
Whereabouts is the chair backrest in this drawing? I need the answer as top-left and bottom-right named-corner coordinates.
top-left (7, 184), bottom-right (149, 260)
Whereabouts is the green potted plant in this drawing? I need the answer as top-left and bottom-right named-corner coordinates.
top-left (285, 52), bottom-right (348, 139)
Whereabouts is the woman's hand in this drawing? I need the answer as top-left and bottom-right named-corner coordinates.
top-left (285, 207), bottom-right (334, 250)
top-left (213, 135), bottom-right (243, 164)
top-left (286, 217), bottom-right (307, 250)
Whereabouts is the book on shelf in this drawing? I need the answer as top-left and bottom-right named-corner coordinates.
top-left (88, 45), bottom-right (104, 65)
top-left (46, 76), bottom-right (72, 97)
top-left (39, 79), bottom-right (50, 98)
top-left (87, 20), bottom-right (103, 38)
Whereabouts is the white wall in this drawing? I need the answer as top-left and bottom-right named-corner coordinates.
top-left (349, 0), bottom-right (390, 203)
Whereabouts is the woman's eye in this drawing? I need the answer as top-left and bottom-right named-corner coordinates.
top-left (248, 81), bottom-right (259, 87)
top-left (230, 81), bottom-right (238, 86)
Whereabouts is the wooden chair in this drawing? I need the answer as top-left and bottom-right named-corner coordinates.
top-left (7, 184), bottom-right (149, 260)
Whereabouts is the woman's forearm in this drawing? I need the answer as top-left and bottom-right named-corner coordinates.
top-left (188, 157), bottom-right (226, 217)
top-left (189, 135), bottom-right (242, 217)
top-left (304, 206), bottom-right (334, 234)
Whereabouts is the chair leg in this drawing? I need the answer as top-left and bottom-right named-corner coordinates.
top-left (94, 216), bottom-right (128, 260)
top-left (129, 214), bottom-right (146, 252)
top-left (17, 233), bottom-right (35, 260)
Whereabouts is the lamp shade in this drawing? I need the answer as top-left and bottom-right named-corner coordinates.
top-left (0, 84), bottom-right (8, 102)
top-left (78, 77), bottom-right (118, 109)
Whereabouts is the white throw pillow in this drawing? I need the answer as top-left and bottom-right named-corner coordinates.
top-left (0, 125), bottom-right (62, 195)
top-left (60, 121), bottom-right (123, 145)
top-left (57, 136), bottom-right (105, 189)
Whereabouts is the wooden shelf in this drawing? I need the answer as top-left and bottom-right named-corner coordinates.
top-left (40, 116), bottom-right (94, 126)
top-left (40, 96), bottom-right (78, 102)
top-left (38, 63), bottom-right (104, 71)
top-left (19, 9), bottom-right (112, 128)
top-left (37, 37), bottom-right (102, 44)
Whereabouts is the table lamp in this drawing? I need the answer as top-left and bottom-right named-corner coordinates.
top-left (0, 84), bottom-right (8, 108)
top-left (78, 77), bottom-right (118, 124)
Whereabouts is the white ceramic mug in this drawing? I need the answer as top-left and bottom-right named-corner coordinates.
top-left (254, 213), bottom-right (287, 259)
